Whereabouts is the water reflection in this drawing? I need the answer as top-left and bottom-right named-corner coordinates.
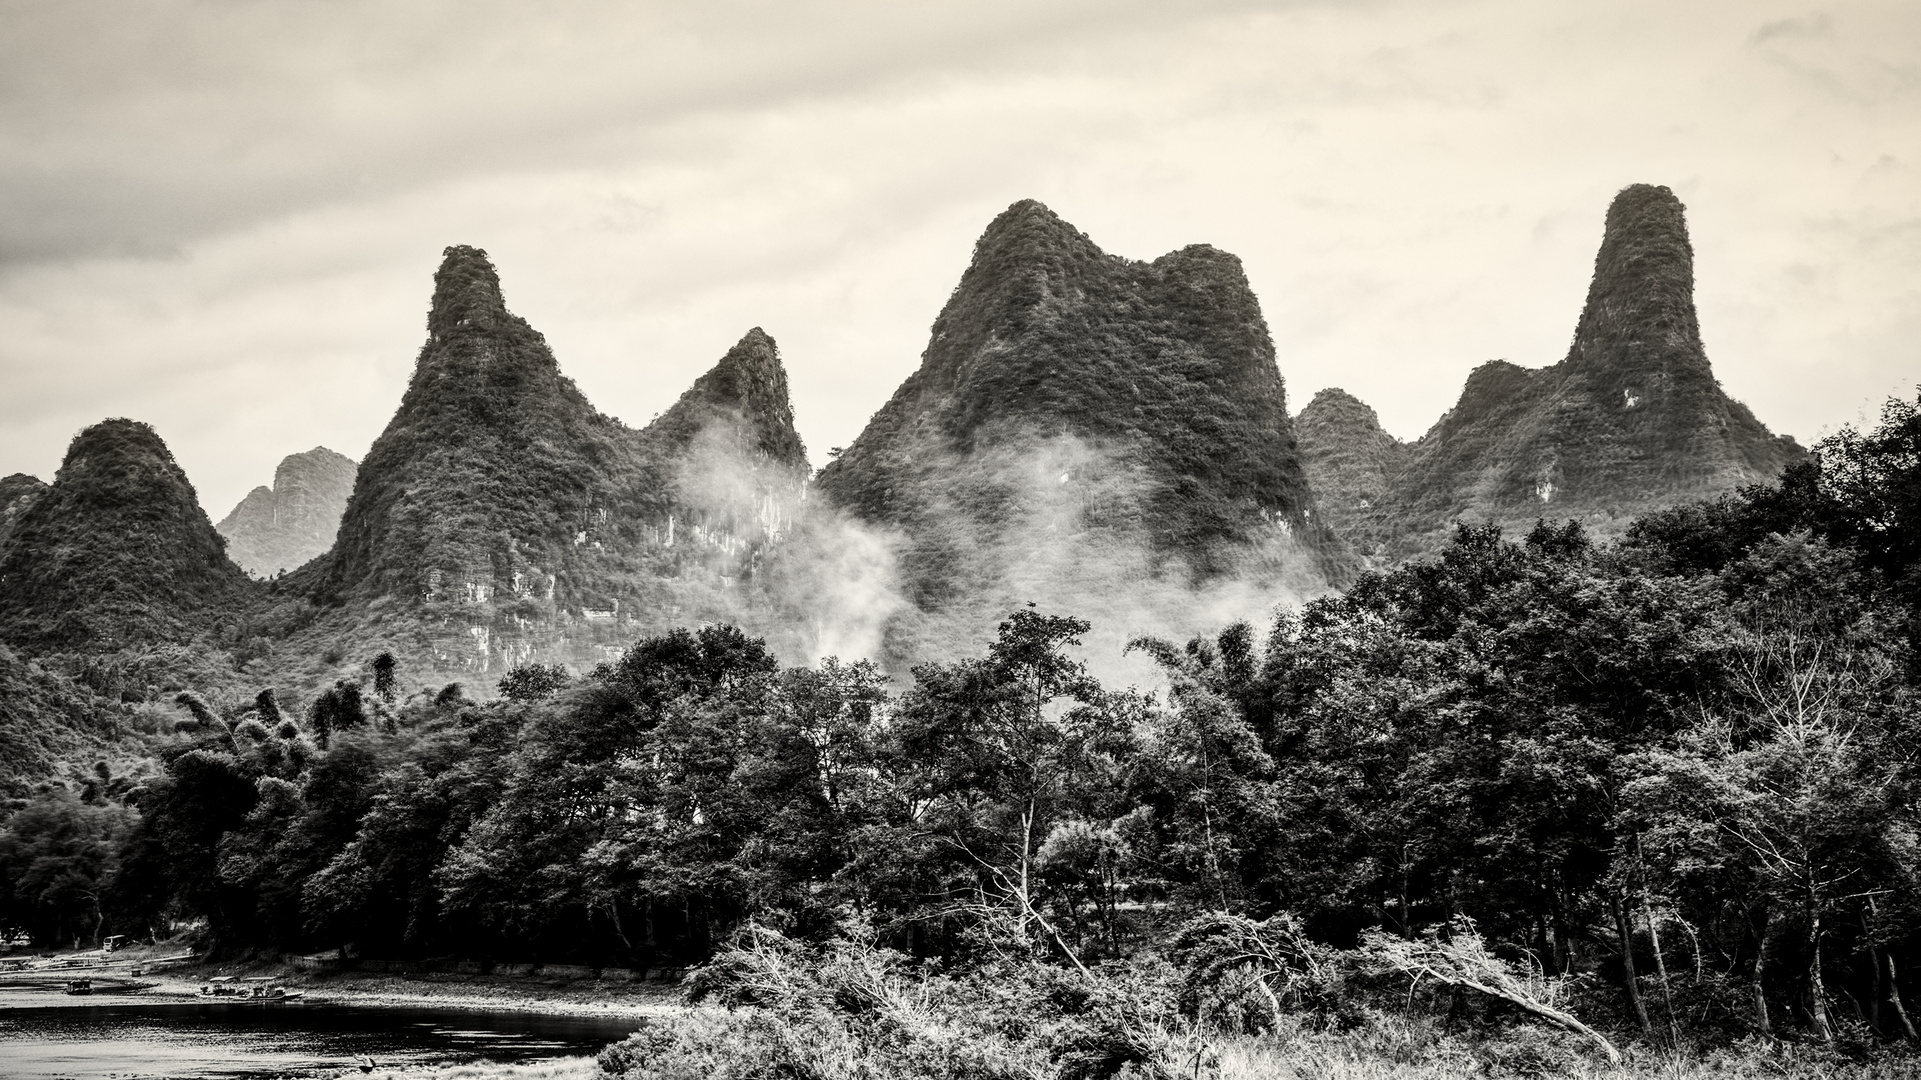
top-left (0, 998), bottom-right (643, 1079)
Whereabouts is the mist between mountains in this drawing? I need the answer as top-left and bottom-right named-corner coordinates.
top-left (419, 417), bottom-right (1334, 688)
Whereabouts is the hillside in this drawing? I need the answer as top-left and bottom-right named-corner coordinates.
top-left (0, 419), bottom-right (256, 653)
top-left (0, 645), bottom-right (125, 797)
top-left (215, 446), bottom-right (358, 578)
top-left (814, 200), bottom-right (1345, 662)
top-left (1302, 184), bottom-right (1804, 560)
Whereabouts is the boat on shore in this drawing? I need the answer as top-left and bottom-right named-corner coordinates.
top-left (201, 975), bottom-right (304, 1002)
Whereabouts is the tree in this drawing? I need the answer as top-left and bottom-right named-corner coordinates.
top-left (307, 681), bottom-right (368, 748)
top-left (371, 652), bottom-right (399, 703)
top-left (889, 607), bottom-right (1116, 968)
top-left (497, 662), bottom-right (571, 702)
top-left (1361, 917), bottom-right (1622, 1065)
top-left (1127, 626), bottom-right (1279, 915)
top-left (1624, 535), bottom-right (1917, 1040)
top-left (0, 788), bottom-right (133, 946)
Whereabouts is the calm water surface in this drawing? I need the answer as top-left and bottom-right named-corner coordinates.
top-left (0, 994), bottom-right (644, 1079)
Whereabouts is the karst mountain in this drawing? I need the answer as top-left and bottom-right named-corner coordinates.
top-left (1297, 184), bottom-right (1804, 561)
top-left (0, 419), bottom-right (254, 652)
top-left (0, 188), bottom-right (1816, 689)
top-left (815, 199), bottom-right (1346, 661)
top-left (282, 245), bottom-right (809, 674)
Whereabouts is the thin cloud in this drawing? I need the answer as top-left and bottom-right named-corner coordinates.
top-left (1751, 13), bottom-right (1833, 45)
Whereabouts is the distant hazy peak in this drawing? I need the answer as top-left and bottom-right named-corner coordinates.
top-left (216, 446), bottom-right (358, 577)
top-left (278, 445), bottom-right (355, 479)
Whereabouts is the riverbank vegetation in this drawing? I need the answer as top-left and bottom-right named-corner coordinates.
top-left (3, 392), bottom-right (1919, 1075)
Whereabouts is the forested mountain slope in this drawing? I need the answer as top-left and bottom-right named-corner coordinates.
top-left (0, 473), bottom-right (49, 557)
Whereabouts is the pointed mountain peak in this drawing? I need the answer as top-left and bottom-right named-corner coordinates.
top-left (428, 244), bottom-right (509, 339)
top-left (712, 327), bottom-right (782, 383)
top-left (1328, 184), bottom-right (1804, 562)
top-left (819, 198), bottom-right (1348, 621)
top-left (1566, 183), bottom-right (1705, 374)
top-left (970, 198), bottom-right (1103, 266)
top-left (643, 329), bottom-right (808, 469)
top-left (406, 245), bottom-right (564, 392)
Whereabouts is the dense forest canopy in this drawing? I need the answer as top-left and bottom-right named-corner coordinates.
top-left (2, 390), bottom-right (1919, 1066)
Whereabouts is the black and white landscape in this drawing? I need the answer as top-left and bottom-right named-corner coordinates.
top-left (1, 5), bottom-right (1918, 1080)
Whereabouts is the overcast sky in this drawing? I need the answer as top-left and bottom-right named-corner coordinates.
top-left (1, 0), bottom-right (1915, 518)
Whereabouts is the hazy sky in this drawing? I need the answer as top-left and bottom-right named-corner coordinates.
top-left (1, 0), bottom-right (1916, 518)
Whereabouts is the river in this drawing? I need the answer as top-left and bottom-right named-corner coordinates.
top-left (0, 993), bottom-right (645, 1079)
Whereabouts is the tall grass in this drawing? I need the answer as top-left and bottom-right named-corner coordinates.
top-left (595, 929), bottom-right (1919, 1080)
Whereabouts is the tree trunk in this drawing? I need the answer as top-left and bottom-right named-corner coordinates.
top-left (1645, 901), bottom-right (1680, 1048)
top-left (1753, 906), bottom-right (1774, 1036)
top-left (1862, 903), bottom-right (1884, 1037)
top-left (1809, 896), bottom-right (1835, 1042)
top-left (1634, 838), bottom-right (1679, 1047)
top-left (1444, 970), bottom-right (1624, 1066)
top-left (1889, 954), bottom-right (1918, 1041)
top-left (1611, 890), bottom-right (1654, 1038)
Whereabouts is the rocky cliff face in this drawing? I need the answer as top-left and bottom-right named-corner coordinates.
top-left (216, 447), bottom-right (357, 577)
top-left (815, 200), bottom-right (1345, 662)
top-left (286, 246), bottom-right (809, 674)
top-left (0, 419), bottom-right (254, 651)
top-left (1303, 185), bottom-right (1805, 561)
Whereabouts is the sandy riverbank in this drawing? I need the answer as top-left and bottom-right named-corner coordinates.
top-left (1, 943), bottom-right (687, 1019)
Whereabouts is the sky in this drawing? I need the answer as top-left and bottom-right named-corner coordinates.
top-left (1, 0), bottom-right (1916, 519)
